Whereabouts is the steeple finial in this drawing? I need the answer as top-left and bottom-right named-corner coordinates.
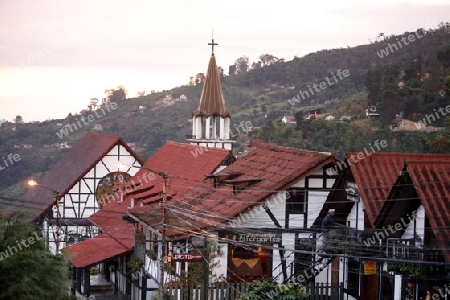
top-left (208, 38), bottom-right (218, 56)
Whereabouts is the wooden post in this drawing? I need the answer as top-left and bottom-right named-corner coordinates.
top-left (159, 173), bottom-right (168, 299)
top-left (201, 235), bottom-right (209, 300)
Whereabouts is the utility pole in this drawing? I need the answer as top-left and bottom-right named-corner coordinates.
top-left (201, 235), bottom-right (209, 300)
top-left (159, 172), bottom-right (168, 300)
top-left (117, 164), bottom-right (169, 299)
top-left (55, 193), bottom-right (61, 253)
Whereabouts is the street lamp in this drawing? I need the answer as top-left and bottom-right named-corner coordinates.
top-left (27, 180), bottom-right (61, 253)
top-left (117, 164), bottom-right (168, 299)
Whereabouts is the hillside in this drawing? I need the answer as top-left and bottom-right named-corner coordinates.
top-left (1, 24), bottom-right (449, 201)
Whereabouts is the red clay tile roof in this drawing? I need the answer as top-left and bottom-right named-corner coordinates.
top-left (192, 55), bottom-right (230, 118)
top-left (11, 132), bottom-right (143, 220)
top-left (63, 231), bottom-right (134, 268)
top-left (130, 143), bottom-right (337, 239)
top-left (64, 141), bottom-right (231, 267)
top-left (406, 161), bottom-right (450, 261)
top-left (347, 152), bottom-right (450, 226)
top-left (90, 141), bottom-right (233, 232)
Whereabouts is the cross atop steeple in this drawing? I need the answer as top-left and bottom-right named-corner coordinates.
top-left (208, 38), bottom-right (218, 56)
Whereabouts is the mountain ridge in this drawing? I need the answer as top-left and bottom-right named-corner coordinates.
top-left (0, 24), bottom-right (449, 200)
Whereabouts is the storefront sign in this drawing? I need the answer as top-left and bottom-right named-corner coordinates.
top-left (236, 233), bottom-right (282, 243)
top-left (364, 261), bottom-right (377, 275)
top-left (345, 181), bottom-right (360, 202)
top-left (173, 253), bottom-right (204, 261)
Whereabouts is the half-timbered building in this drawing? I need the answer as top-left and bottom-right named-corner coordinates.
top-left (63, 141), bottom-right (233, 298)
top-left (127, 143), bottom-right (338, 299)
top-left (314, 152), bottom-right (450, 299)
top-left (19, 131), bottom-right (143, 253)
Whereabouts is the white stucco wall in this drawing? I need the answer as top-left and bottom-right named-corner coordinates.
top-left (402, 205), bottom-right (425, 240)
top-left (347, 201), bottom-right (365, 230)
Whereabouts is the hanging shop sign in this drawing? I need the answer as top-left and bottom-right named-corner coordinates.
top-left (345, 181), bottom-right (360, 202)
top-left (173, 253), bottom-right (204, 262)
top-left (364, 261), bottom-right (377, 275)
top-left (224, 233), bottom-right (282, 243)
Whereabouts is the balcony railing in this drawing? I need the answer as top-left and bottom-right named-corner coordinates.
top-left (319, 229), bottom-right (426, 260)
top-left (385, 238), bottom-right (423, 260)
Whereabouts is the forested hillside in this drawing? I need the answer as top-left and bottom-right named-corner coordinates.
top-left (1, 24), bottom-right (449, 201)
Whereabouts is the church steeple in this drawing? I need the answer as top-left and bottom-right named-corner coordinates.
top-left (187, 39), bottom-right (235, 150)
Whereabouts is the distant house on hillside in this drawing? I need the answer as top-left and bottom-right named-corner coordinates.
top-left (325, 115), bottom-right (336, 121)
top-left (92, 124), bottom-right (103, 131)
top-left (282, 115), bottom-right (296, 124)
top-left (55, 142), bottom-right (71, 149)
top-left (366, 104), bottom-right (380, 119)
top-left (14, 143), bottom-right (33, 148)
top-left (305, 113), bottom-right (324, 120)
top-left (162, 94), bottom-right (173, 102)
top-left (196, 73), bottom-right (205, 84)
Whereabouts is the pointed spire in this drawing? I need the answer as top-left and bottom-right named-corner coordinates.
top-left (193, 54), bottom-right (230, 118)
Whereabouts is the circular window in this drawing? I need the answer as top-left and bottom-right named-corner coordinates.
top-left (96, 171), bottom-right (131, 207)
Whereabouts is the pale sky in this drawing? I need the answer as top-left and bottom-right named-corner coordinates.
top-left (0, 0), bottom-right (449, 122)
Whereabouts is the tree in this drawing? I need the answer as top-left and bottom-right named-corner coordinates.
top-left (437, 49), bottom-right (450, 72)
top-left (107, 85), bottom-right (128, 102)
top-left (261, 104), bottom-right (267, 114)
top-left (445, 76), bottom-right (450, 97)
top-left (87, 98), bottom-right (99, 111)
top-left (365, 67), bottom-right (382, 105)
top-left (403, 55), bottom-right (423, 81)
top-left (251, 61), bottom-right (262, 69)
top-left (234, 56), bottom-right (250, 74)
top-left (259, 120), bottom-right (276, 142)
top-left (365, 64), bottom-right (405, 126)
top-left (0, 213), bottom-right (73, 300)
top-left (228, 65), bottom-right (237, 76)
top-left (259, 54), bottom-right (279, 66)
top-left (14, 115), bottom-right (23, 124)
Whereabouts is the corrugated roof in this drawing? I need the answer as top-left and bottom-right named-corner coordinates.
top-left (64, 141), bottom-right (231, 267)
top-left (192, 55), bottom-right (230, 118)
top-left (348, 152), bottom-right (450, 226)
top-left (130, 143), bottom-right (337, 239)
top-left (407, 161), bottom-right (450, 261)
top-left (12, 132), bottom-right (143, 220)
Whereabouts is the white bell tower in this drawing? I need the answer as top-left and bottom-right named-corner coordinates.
top-left (187, 39), bottom-right (235, 150)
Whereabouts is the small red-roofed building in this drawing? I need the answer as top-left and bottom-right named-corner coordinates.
top-left (63, 141), bottom-right (233, 298)
top-left (127, 142), bottom-right (338, 299)
top-left (8, 132), bottom-right (143, 256)
top-left (314, 152), bottom-right (450, 299)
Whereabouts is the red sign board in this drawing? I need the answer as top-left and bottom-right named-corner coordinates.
top-left (173, 253), bottom-right (204, 261)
